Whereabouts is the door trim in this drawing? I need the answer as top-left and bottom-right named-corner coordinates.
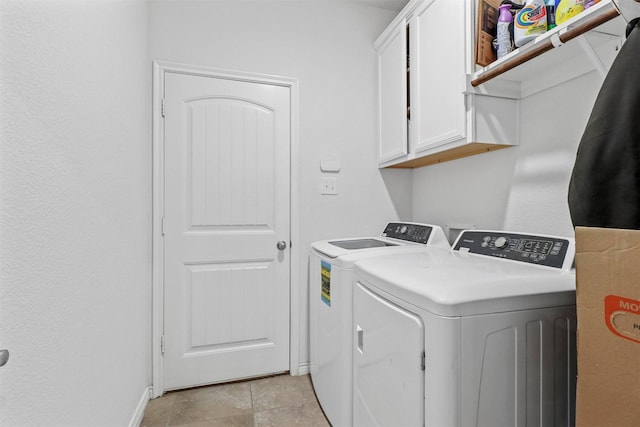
top-left (151, 60), bottom-right (299, 397)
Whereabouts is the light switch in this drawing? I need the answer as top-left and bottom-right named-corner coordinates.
top-left (320, 156), bottom-right (341, 172)
top-left (321, 177), bottom-right (338, 195)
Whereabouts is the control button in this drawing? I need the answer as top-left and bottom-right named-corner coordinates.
top-left (483, 236), bottom-right (491, 242)
top-left (494, 236), bottom-right (509, 249)
top-left (481, 242), bottom-right (488, 248)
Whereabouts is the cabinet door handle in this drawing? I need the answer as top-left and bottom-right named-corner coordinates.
top-left (357, 324), bottom-right (364, 354)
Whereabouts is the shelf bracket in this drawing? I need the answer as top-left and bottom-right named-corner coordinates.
top-left (577, 36), bottom-right (608, 78)
top-left (550, 33), bottom-right (564, 48)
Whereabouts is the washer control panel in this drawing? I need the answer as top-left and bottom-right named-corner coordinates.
top-left (382, 222), bottom-right (433, 244)
top-left (453, 231), bottom-right (571, 268)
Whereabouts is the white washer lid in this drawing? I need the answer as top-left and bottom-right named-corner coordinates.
top-left (310, 222), bottom-right (450, 259)
top-left (354, 250), bottom-right (576, 317)
top-left (311, 237), bottom-right (400, 259)
top-left (311, 241), bottom-right (449, 269)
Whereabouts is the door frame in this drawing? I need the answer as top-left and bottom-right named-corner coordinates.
top-left (151, 60), bottom-right (300, 398)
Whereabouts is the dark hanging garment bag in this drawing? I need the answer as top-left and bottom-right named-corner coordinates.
top-left (568, 20), bottom-right (640, 229)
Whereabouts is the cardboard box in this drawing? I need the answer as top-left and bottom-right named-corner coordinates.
top-left (475, 0), bottom-right (501, 66)
top-left (575, 227), bottom-right (640, 427)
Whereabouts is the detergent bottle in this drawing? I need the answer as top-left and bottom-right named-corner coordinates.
top-left (514, 0), bottom-right (548, 48)
top-left (556, 0), bottom-right (585, 25)
top-left (545, 0), bottom-right (557, 29)
top-left (584, 0), bottom-right (600, 9)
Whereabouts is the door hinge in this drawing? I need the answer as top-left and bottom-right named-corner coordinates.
top-left (421, 351), bottom-right (425, 371)
top-left (161, 335), bottom-right (165, 354)
top-left (161, 98), bottom-right (166, 117)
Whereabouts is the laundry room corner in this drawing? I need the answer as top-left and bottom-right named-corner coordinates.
top-left (412, 68), bottom-right (606, 239)
top-left (4, 0), bottom-right (639, 425)
top-left (379, 168), bottom-right (414, 221)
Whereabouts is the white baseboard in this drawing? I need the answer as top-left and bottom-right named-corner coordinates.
top-left (129, 386), bottom-right (151, 427)
top-left (296, 362), bottom-right (310, 376)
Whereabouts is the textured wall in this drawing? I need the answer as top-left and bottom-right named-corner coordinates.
top-left (0, 1), bottom-right (151, 425)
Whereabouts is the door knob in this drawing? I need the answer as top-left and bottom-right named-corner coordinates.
top-left (277, 241), bottom-right (287, 250)
top-left (0, 349), bottom-right (9, 367)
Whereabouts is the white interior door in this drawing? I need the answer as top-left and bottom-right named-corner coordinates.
top-left (162, 71), bottom-right (291, 390)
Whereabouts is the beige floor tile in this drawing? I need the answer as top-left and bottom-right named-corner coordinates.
top-left (142, 374), bottom-right (330, 427)
top-left (141, 392), bottom-right (177, 427)
top-left (253, 404), bottom-right (330, 427)
top-left (250, 374), bottom-right (318, 411)
top-left (168, 413), bottom-right (254, 427)
top-left (168, 382), bottom-right (253, 426)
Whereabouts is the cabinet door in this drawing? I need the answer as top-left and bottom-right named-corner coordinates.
top-left (376, 19), bottom-right (408, 164)
top-left (411, 0), bottom-right (466, 153)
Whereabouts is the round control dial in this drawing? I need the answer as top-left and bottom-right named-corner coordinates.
top-left (400, 225), bottom-right (408, 234)
top-left (494, 236), bottom-right (509, 249)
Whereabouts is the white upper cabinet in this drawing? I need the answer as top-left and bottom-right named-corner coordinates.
top-left (375, 0), bottom-right (518, 169)
top-left (410, 0), bottom-right (466, 153)
top-left (377, 18), bottom-right (409, 164)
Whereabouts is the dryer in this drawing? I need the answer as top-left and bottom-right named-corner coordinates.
top-left (353, 230), bottom-right (577, 427)
top-left (309, 222), bottom-right (450, 427)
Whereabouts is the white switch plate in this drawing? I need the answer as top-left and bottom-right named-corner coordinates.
top-left (321, 177), bottom-right (338, 195)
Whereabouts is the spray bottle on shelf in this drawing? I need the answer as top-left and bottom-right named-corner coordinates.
top-left (514, 0), bottom-right (548, 47)
top-left (496, 3), bottom-right (514, 58)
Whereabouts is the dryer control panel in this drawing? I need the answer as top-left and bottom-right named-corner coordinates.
top-left (382, 222), bottom-right (433, 244)
top-left (453, 231), bottom-right (571, 269)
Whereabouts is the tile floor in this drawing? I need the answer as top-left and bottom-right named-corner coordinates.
top-left (141, 374), bottom-right (331, 427)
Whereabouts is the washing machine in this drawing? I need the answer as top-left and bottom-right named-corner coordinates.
top-left (353, 230), bottom-right (577, 427)
top-left (309, 222), bottom-right (450, 427)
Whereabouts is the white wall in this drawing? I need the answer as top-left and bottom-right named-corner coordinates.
top-left (0, 1), bottom-right (151, 425)
top-left (412, 72), bottom-right (602, 239)
top-left (149, 0), bottom-right (411, 367)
